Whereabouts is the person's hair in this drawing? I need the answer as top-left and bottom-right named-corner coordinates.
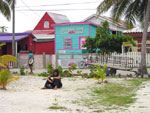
top-left (53, 69), bottom-right (59, 76)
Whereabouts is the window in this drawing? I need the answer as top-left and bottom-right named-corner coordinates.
top-left (44, 21), bottom-right (49, 28)
top-left (64, 37), bottom-right (72, 49)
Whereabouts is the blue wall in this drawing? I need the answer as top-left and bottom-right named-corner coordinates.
top-left (55, 23), bottom-right (97, 54)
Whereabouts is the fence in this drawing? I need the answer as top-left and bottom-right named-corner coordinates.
top-left (56, 53), bottom-right (88, 68)
top-left (88, 52), bottom-right (150, 68)
top-left (18, 53), bottom-right (56, 69)
top-left (56, 52), bottom-right (150, 68)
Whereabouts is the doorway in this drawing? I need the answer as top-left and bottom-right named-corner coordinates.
top-left (2, 45), bottom-right (7, 55)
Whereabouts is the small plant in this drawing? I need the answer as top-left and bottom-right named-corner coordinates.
top-left (68, 62), bottom-right (77, 74)
top-left (57, 65), bottom-right (63, 76)
top-left (0, 70), bottom-right (19, 90)
top-left (62, 70), bottom-right (72, 77)
top-left (77, 70), bottom-right (82, 76)
top-left (38, 72), bottom-right (50, 77)
top-left (46, 62), bottom-right (54, 74)
top-left (82, 65), bottom-right (97, 78)
top-left (94, 64), bottom-right (107, 83)
top-left (20, 66), bottom-right (25, 75)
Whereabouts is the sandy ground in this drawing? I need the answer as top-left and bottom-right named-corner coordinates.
top-left (0, 69), bottom-right (150, 113)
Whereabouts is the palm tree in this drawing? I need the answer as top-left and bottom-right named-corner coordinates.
top-left (0, 0), bottom-right (16, 56)
top-left (0, 26), bottom-right (8, 32)
top-left (0, 0), bottom-right (15, 20)
top-left (97, 0), bottom-right (150, 75)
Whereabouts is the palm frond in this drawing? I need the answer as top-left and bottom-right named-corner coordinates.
top-left (0, 43), bottom-right (6, 47)
top-left (6, 77), bottom-right (19, 85)
top-left (0, 63), bottom-right (7, 68)
top-left (5, 0), bottom-right (16, 10)
top-left (0, 0), bottom-right (11, 20)
top-left (0, 55), bottom-right (18, 64)
top-left (112, 0), bottom-right (131, 22)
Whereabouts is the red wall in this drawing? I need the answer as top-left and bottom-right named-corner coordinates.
top-left (7, 43), bottom-right (12, 55)
top-left (34, 12), bottom-right (55, 30)
top-left (35, 41), bottom-right (54, 54)
top-left (125, 33), bottom-right (150, 52)
top-left (18, 35), bottom-right (36, 52)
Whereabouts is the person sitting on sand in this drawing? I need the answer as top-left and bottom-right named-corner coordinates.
top-left (42, 69), bottom-right (62, 90)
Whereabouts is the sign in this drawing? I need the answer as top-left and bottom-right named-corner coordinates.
top-left (58, 50), bottom-right (66, 54)
top-left (123, 42), bottom-right (131, 46)
top-left (61, 27), bottom-right (84, 34)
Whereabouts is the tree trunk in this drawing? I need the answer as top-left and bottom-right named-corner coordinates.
top-left (12, 2), bottom-right (15, 56)
top-left (139, 0), bottom-right (150, 75)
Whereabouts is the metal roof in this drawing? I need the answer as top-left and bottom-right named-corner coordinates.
top-left (0, 32), bottom-right (31, 42)
top-left (33, 34), bottom-right (54, 41)
top-left (123, 27), bottom-right (150, 33)
top-left (48, 12), bottom-right (70, 23)
top-left (81, 14), bottom-right (127, 29)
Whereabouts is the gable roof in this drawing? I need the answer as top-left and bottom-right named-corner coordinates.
top-left (47, 12), bottom-right (70, 24)
top-left (0, 32), bottom-right (31, 42)
top-left (81, 14), bottom-right (127, 30)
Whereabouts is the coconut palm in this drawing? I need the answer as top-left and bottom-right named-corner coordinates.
top-left (0, 0), bottom-right (15, 20)
top-left (0, 55), bottom-right (18, 90)
top-left (0, 70), bottom-right (19, 90)
top-left (97, 0), bottom-right (150, 74)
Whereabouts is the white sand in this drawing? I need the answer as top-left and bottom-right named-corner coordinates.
top-left (0, 75), bottom-right (150, 113)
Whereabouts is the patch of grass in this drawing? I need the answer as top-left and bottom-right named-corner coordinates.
top-left (48, 103), bottom-right (66, 110)
top-left (72, 100), bottom-right (80, 104)
top-left (80, 78), bottom-right (149, 111)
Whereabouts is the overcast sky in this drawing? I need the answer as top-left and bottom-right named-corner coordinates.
top-left (0, 0), bottom-right (111, 33)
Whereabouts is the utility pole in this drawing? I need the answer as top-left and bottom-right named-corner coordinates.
top-left (12, 1), bottom-right (15, 56)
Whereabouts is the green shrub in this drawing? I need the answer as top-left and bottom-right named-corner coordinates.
top-left (57, 65), bottom-right (63, 76)
top-left (38, 72), bottom-right (50, 77)
top-left (62, 70), bottom-right (73, 77)
top-left (82, 65), bottom-right (97, 78)
top-left (68, 64), bottom-right (77, 73)
top-left (46, 62), bottom-right (54, 74)
top-left (77, 70), bottom-right (82, 76)
top-left (20, 66), bottom-right (25, 75)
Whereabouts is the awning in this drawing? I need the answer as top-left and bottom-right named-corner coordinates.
top-left (33, 34), bottom-right (54, 42)
top-left (0, 32), bottom-right (31, 42)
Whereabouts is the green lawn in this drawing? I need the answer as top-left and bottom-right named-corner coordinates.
top-left (80, 78), bottom-right (149, 111)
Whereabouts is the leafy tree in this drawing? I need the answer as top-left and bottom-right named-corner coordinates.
top-left (84, 21), bottom-right (136, 54)
top-left (97, 0), bottom-right (150, 74)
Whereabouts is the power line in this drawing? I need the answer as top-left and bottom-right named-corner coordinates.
top-left (20, 0), bottom-right (41, 17)
top-left (16, 1), bottom-right (100, 8)
top-left (16, 9), bottom-right (97, 11)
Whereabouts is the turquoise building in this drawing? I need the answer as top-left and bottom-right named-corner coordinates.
top-left (53, 22), bottom-right (98, 54)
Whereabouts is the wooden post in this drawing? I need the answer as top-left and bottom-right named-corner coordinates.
top-left (43, 52), bottom-right (46, 68)
top-left (55, 53), bottom-right (58, 68)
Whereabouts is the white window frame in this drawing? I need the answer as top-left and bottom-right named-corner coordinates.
top-left (63, 37), bottom-right (72, 49)
top-left (44, 21), bottom-right (49, 28)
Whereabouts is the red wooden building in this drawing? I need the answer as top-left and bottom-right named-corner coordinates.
top-left (31, 12), bottom-right (70, 54)
top-left (0, 12), bottom-right (70, 55)
top-left (124, 27), bottom-right (150, 53)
